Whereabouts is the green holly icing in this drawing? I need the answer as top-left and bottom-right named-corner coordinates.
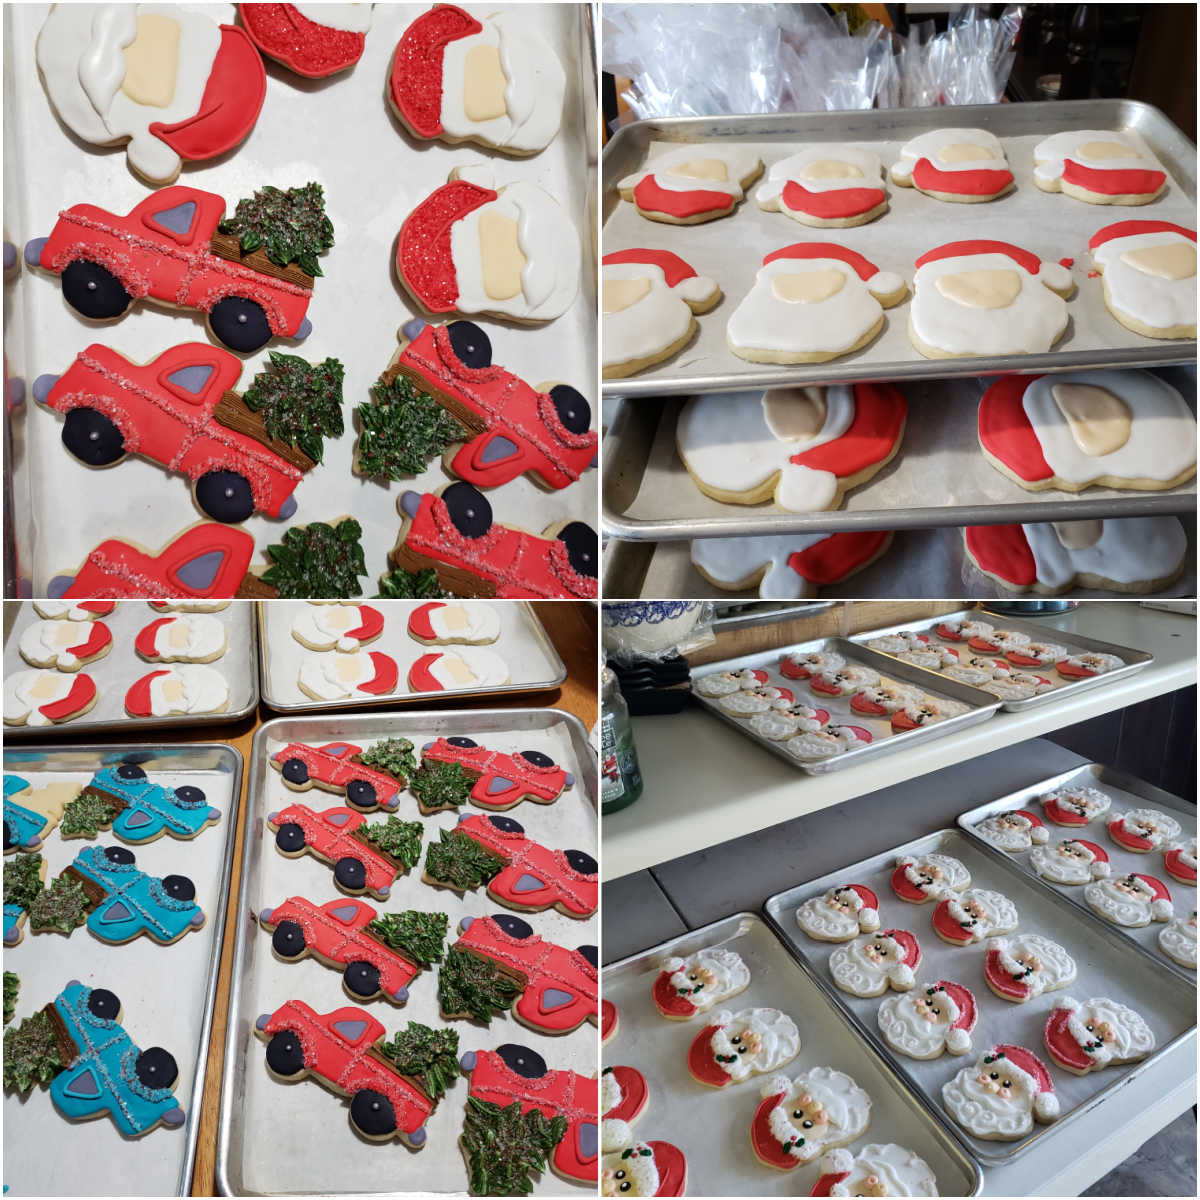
top-left (60, 789), bottom-right (118, 838)
top-left (366, 910), bottom-right (447, 966)
top-left (375, 566), bottom-right (448, 600)
top-left (28, 874), bottom-right (91, 934)
top-left (358, 816), bottom-right (423, 869)
top-left (411, 760), bottom-right (474, 813)
top-left (260, 518), bottom-right (366, 599)
top-left (438, 946), bottom-right (521, 1024)
top-left (424, 828), bottom-right (505, 891)
top-left (4, 853), bottom-right (44, 912)
top-left (217, 182), bottom-right (334, 277)
top-left (242, 353), bottom-right (345, 464)
top-left (460, 1095), bottom-right (566, 1196)
top-left (354, 738), bottom-right (418, 784)
top-left (3, 1009), bottom-right (63, 1092)
top-left (375, 1021), bottom-right (459, 1100)
top-left (355, 373), bottom-right (465, 479)
top-left (3, 972), bottom-right (18, 1025)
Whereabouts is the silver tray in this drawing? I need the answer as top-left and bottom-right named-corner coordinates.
top-left (602, 911), bottom-right (982, 1197)
top-left (957, 762), bottom-right (1197, 980)
top-left (257, 600), bottom-right (567, 712)
top-left (602, 99), bottom-right (1197, 399)
top-left (216, 708), bottom-right (597, 1196)
top-left (762, 828), bottom-right (1197, 1167)
top-left (691, 636), bottom-right (1001, 775)
top-left (602, 368), bottom-right (1197, 541)
top-left (2, 741), bottom-right (242, 1196)
top-left (2, 599), bottom-right (258, 736)
top-left (850, 606), bottom-right (1154, 711)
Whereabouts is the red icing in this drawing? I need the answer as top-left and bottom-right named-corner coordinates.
top-left (751, 1089), bottom-right (798, 1171)
top-left (646, 1141), bottom-right (688, 1196)
top-left (389, 4), bottom-right (482, 138)
top-left (148, 26), bottom-right (266, 163)
top-left (270, 803), bottom-right (398, 895)
top-left (1059, 257), bottom-right (1074, 268)
top-left (344, 605), bottom-right (384, 644)
top-left (984, 947), bottom-right (1031, 1000)
top-left (238, 4), bottom-right (366, 78)
top-left (632, 175), bottom-right (734, 219)
top-left (38, 674), bottom-right (97, 721)
top-left (891, 861), bottom-right (941, 903)
top-left (1063, 161), bottom-right (1167, 196)
top-left (763, 242), bottom-right (880, 281)
top-left (779, 658), bottom-right (808, 679)
top-left (1088, 220), bottom-right (1196, 251)
top-left (409, 653), bottom-right (444, 692)
top-left (1107, 818), bottom-right (1154, 852)
top-left (124, 669), bottom-right (169, 718)
top-left (1043, 1006), bottom-right (1091, 1071)
top-left (652, 970), bottom-right (696, 1018)
top-left (1016, 809), bottom-right (1044, 830)
top-left (358, 651), bottom-right (399, 695)
top-left (1057, 659), bottom-right (1098, 679)
top-left (995, 1043), bottom-right (1054, 1095)
top-left (932, 899), bottom-right (973, 944)
top-left (602, 249), bottom-right (698, 288)
top-left (1043, 799), bottom-right (1090, 827)
top-left (849, 691), bottom-right (888, 716)
top-left (891, 709), bottom-right (925, 732)
top-left (882, 927), bottom-right (921, 968)
top-left (134, 617), bottom-right (173, 659)
top-left (965, 524), bottom-right (1036, 587)
top-left (272, 742), bottom-right (404, 806)
top-left (786, 531), bottom-right (891, 586)
top-left (76, 602), bottom-right (116, 616)
top-left (790, 383), bottom-right (906, 478)
top-left (978, 376), bottom-right (1054, 482)
top-left (1164, 847), bottom-right (1196, 883)
top-left (601, 998), bottom-right (618, 1041)
top-left (915, 240), bottom-right (1040, 274)
top-left (64, 621), bottom-right (112, 660)
top-left (421, 736), bottom-right (570, 808)
top-left (781, 180), bottom-right (887, 220)
top-left (810, 1170), bottom-right (851, 1196)
top-left (396, 181), bottom-right (497, 313)
top-left (604, 1065), bottom-right (648, 1125)
top-left (940, 979), bottom-right (978, 1031)
top-left (911, 158), bottom-right (1014, 197)
top-left (686, 1024), bottom-right (730, 1086)
top-left (407, 601), bottom-right (443, 641)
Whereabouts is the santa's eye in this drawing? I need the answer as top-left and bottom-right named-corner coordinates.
top-left (731, 1035), bottom-right (742, 1044)
top-left (1002, 1078), bottom-right (1012, 1087)
top-left (932, 1007), bottom-right (941, 1015)
top-left (619, 1186), bottom-right (631, 1194)
top-left (615, 1171), bottom-right (626, 1180)
top-left (687, 973), bottom-right (697, 981)
top-left (1086, 1023), bottom-right (1094, 1032)
top-left (989, 1072), bottom-right (999, 1080)
top-left (802, 1119), bottom-right (814, 1129)
top-left (791, 1108), bottom-right (803, 1119)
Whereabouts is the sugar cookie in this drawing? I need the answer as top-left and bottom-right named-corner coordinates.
top-left (983, 933), bottom-right (1076, 1002)
top-left (1088, 220), bottom-right (1196, 338)
top-left (1033, 130), bottom-right (1167, 204)
top-left (756, 145), bottom-right (888, 227)
top-left (18, 618), bottom-right (112, 671)
top-left (878, 980), bottom-right (977, 1058)
top-left (751, 1067), bottom-right (871, 1168)
top-left (1043, 996), bottom-right (1155, 1075)
top-left (890, 129), bottom-right (1013, 202)
top-left (829, 929), bottom-right (921, 996)
top-left (1030, 838), bottom-right (1111, 884)
top-left (942, 1044), bottom-right (1059, 1140)
top-left (618, 145), bottom-right (763, 224)
top-left (686, 1007), bottom-right (800, 1086)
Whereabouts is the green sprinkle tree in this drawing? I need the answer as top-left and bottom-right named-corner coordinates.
top-left (28, 874), bottom-right (91, 935)
top-left (358, 817), bottom-right (423, 869)
top-left (3, 1009), bottom-right (63, 1092)
top-left (218, 182), bottom-right (334, 277)
top-left (60, 791), bottom-right (118, 839)
top-left (438, 946), bottom-right (521, 1023)
top-left (376, 1021), bottom-right (459, 1100)
top-left (366, 910), bottom-right (447, 965)
top-left (4, 853), bottom-right (44, 912)
top-left (260, 519), bottom-right (366, 599)
top-left (375, 566), bottom-right (448, 600)
top-left (242, 353), bottom-right (345, 465)
top-left (354, 738), bottom-right (418, 783)
top-left (3, 972), bottom-right (18, 1025)
top-left (411, 760), bottom-right (475, 814)
top-left (356, 374), bottom-right (464, 479)
top-left (424, 829), bottom-right (505, 891)
top-left (460, 1096), bottom-right (566, 1196)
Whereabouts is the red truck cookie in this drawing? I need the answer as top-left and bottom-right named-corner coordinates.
top-left (420, 736), bottom-right (574, 811)
top-left (271, 741), bottom-right (405, 812)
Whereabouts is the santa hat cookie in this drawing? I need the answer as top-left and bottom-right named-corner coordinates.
top-left (1039, 785), bottom-right (1112, 827)
top-left (407, 601), bottom-right (499, 645)
top-left (134, 615), bottom-right (227, 663)
top-left (600, 1065), bottom-right (648, 1152)
top-left (685, 1007), bottom-right (801, 1087)
top-left (727, 243), bottom-right (906, 363)
top-left (297, 651), bottom-right (398, 702)
top-left (691, 530), bottom-right (893, 600)
top-left (292, 602), bottom-right (384, 652)
top-left (602, 249), bottom-right (720, 379)
top-left (878, 979), bottom-right (978, 1059)
top-left (829, 929), bottom-right (922, 997)
top-left (389, 5), bottom-right (564, 155)
top-left (1033, 130), bottom-right (1167, 204)
top-left (239, 4), bottom-right (371, 78)
top-left (796, 884), bottom-right (881, 942)
top-left (36, 5), bottom-right (266, 186)
top-left (942, 1044), bottom-right (1060, 1140)
top-left (396, 167), bottom-right (580, 323)
top-left (809, 1144), bottom-right (938, 1197)
top-left (1089, 220), bottom-right (1196, 338)
top-left (677, 383), bottom-right (907, 512)
top-left (756, 146), bottom-right (888, 228)
top-left (1043, 996), bottom-right (1156, 1075)
top-left (125, 665), bottom-right (230, 717)
top-left (600, 1140), bottom-right (687, 1197)
top-left (978, 371), bottom-right (1196, 494)
top-left (4, 670), bottom-right (98, 727)
top-left (890, 128), bottom-right (1014, 202)
top-left (1108, 808), bottom-right (1183, 853)
top-left (890, 853), bottom-right (971, 904)
top-left (1030, 838), bottom-right (1111, 885)
top-left (932, 889), bottom-right (1019, 946)
top-left (975, 809), bottom-right (1049, 853)
top-left (1163, 839), bottom-right (1197, 886)
top-left (409, 647), bottom-right (509, 692)
top-left (651, 947), bottom-right (750, 1019)
top-left (964, 516), bottom-right (1187, 596)
top-left (751, 1067), bottom-right (872, 1170)
top-left (909, 240), bottom-right (1073, 358)
top-left (18, 618), bottom-right (112, 672)
top-left (601, 999), bottom-right (619, 1045)
top-left (983, 932), bottom-right (1076, 1003)
top-left (618, 145), bottom-right (763, 224)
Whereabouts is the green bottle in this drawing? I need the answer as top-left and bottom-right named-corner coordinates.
top-left (600, 665), bottom-right (643, 815)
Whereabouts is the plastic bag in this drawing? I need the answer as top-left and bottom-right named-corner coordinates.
top-left (601, 601), bottom-right (715, 663)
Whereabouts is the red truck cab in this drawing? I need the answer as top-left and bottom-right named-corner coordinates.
top-left (271, 742), bottom-right (403, 812)
top-left (421, 736), bottom-right (574, 809)
top-left (267, 803), bottom-right (401, 899)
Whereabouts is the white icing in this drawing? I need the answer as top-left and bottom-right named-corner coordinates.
top-left (1005, 641), bottom-right (1069, 665)
top-left (810, 665), bottom-right (880, 697)
top-left (292, 4), bottom-right (373, 34)
top-left (1092, 228), bottom-right (1197, 329)
top-left (707, 1007), bottom-right (800, 1080)
top-left (297, 652), bottom-right (394, 699)
top-left (1056, 650), bottom-right (1125, 676)
top-left (764, 1068), bottom-right (871, 1163)
top-left (421, 648), bottom-right (510, 690)
top-left (829, 935), bottom-right (914, 996)
top-left (619, 144), bottom-right (763, 209)
top-left (827, 1144), bottom-right (939, 1197)
top-left (797, 886), bottom-right (878, 940)
top-left (1033, 129), bottom-right (1163, 190)
top-left (982, 671), bottom-right (1053, 701)
top-left (757, 146), bottom-right (884, 199)
top-left (892, 128), bottom-right (1009, 187)
top-left (943, 653), bottom-right (1009, 687)
top-left (866, 631), bottom-right (928, 655)
top-left (1113, 807), bottom-right (1182, 849)
top-left (987, 933), bottom-right (1076, 996)
top-left (694, 669), bottom-right (762, 697)
top-left (856, 681), bottom-right (924, 714)
top-left (896, 853), bottom-right (970, 899)
top-left (425, 604), bottom-right (501, 644)
top-left (661, 947), bottom-right (750, 1012)
top-left (878, 984), bottom-right (969, 1059)
top-left (601, 1143), bottom-right (659, 1197)
top-left (1158, 914), bottom-right (1197, 967)
top-left (691, 532), bottom-right (854, 599)
top-left (894, 645), bottom-right (959, 671)
top-left (146, 664), bottom-right (228, 715)
top-left (976, 812), bottom-right (1045, 852)
top-left (943, 1048), bottom-right (1053, 1138)
top-left (145, 614), bottom-right (225, 661)
top-left (32, 601), bottom-right (103, 620)
top-left (942, 889), bottom-right (1019, 940)
top-left (717, 686), bottom-right (791, 717)
top-left (1167, 839), bottom-right (1197, 874)
top-left (786, 725), bottom-right (869, 761)
top-left (748, 704), bottom-right (825, 740)
top-left (150, 600), bottom-right (229, 611)
top-left (600, 1118), bottom-right (631, 1154)
top-left (19, 619), bottom-right (98, 670)
top-left (1030, 839), bottom-right (1108, 884)
top-left (1055, 996), bottom-right (1155, 1067)
top-left (935, 618), bottom-right (993, 641)
top-left (36, 6), bottom-right (117, 144)
top-left (600, 1072), bottom-right (622, 1115)
top-left (783, 650), bottom-right (844, 676)
top-left (602, 260), bottom-right (717, 368)
top-left (1085, 874), bottom-right (1173, 926)
top-left (1040, 785), bottom-right (1111, 822)
top-left (293, 604), bottom-right (371, 652)
top-left (5, 670), bottom-right (81, 726)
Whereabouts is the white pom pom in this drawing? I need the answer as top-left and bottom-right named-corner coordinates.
top-left (1152, 899), bottom-right (1174, 922)
top-left (859, 908), bottom-right (880, 932)
top-left (660, 956), bottom-right (685, 972)
top-left (1034, 1092), bottom-right (1060, 1122)
top-left (895, 854), bottom-right (916, 869)
top-left (890, 964), bottom-right (915, 990)
top-left (712, 1008), bottom-right (733, 1026)
top-left (1092, 862), bottom-right (1111, 879)
top-left (1031, 827), bottom-right (1049, 844)
top-left (945, 1027), bottom-right (971, 1055)
top-left (761, 1074), bottom-right (792, 1100)
top-left (819, 1148), bottom-right (855, 1177)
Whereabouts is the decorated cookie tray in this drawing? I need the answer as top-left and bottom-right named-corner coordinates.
top-left (601, 367), bottom-right (1197, 541)
top-left (849, 607), bottom-right (1153, 712)
top-left (762, 828), bottom-right (1197, 1167)
top-left (216, 709), bottom-right (597, 1196)
top-left (2, 742), bottom-right (241, 1196)
top-left (957, 763), bottom-right (1196, 981)
top-left (602, 912), bottom-right (983, 1197)
top-left (3, 3), bottom-right (597, 599)
top-left (2, 600), bottom-right (258, 737)
top-left (257, 600), bottom-right (566, 712)
top-left (690, 637), bottom-right (1001, 775)
top-left (601, 98), bottom-right (1197, 399)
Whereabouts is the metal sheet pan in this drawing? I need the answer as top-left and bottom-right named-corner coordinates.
top-left (216, 708), bottom-right (597, 1196)
top-left (762, 828), bottom-right (1197, 1167)
top-left (690, 636), bottom-right (1001, 775)
top-left (2, 741), bottom-right (242, 1197)
top-left (601, 368), bottom-right (1197, 541)
top-left (849, 606), bottom-right (1153, 711)
top-left (3, 3), bottom-right (597, 598)
top-left (2, 599), bottom-right (258, 736)
top-left (602, 99), bottom-right (1197, 400)
top-left (957, 762), bottom-right (1197, 980)
top-left (602, 911), bottom-right (983, 1197)
top-left (257, 600), bottom-right (567, 712)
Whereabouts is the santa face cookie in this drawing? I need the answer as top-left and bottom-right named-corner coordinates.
top-left (1159, 912), bottom-right (1196, 968)
top-left (1040, 785), bottom-right (1112, 827)
top-left (780, 650), bottom-right (844, 681)
top-left (125, 665), bottom-right (229, 717)
top-left (983, 670), bottom-right (1054, 703)
top-left (677, 384), bottom-right (907, 512)
top-left (693, 668), bottom-right (766, 698)
top-left (727, 244), bottom-right (906, 364)
top-left (651, 947), bottom-right (750, 1019)
top-left (390, 5), bottom-right (564, 155)
top-left (686, 1007), bottom-right (801, 1087)
top-left (934, 617), bottom-right (992, 643)
top-left (601, 1141), bottom-right (687, 1198)
top-left (1089, 220), bottom-right (1196, 339)
top-left (1030, 838), bottom-right (1111, 885)
top-left (409, 647), bottom-right (509, 692)
top-left (1034, 130), bottom-right (1167, 204)
top-left (891, 854), bottom-right (970, 903)
top-left (932, 889), bottom-right (1019, 946)
top-left (983, 933), bottom-right (1076, 1003)
top-left (796, 884), bottom-right (880, 942)
top-left (978, 372), bottom-right (1197, 493)
top-left (1043, 996), bottom-right (1155, 1075)
top-left (397, 168), bottom-right (579, 323)
top-left (134, 614), bottom-right (226, 663)
top-left (717, 686), bottom-right (794, 718)
top-left (1108, 808), bottom-right (1183, 853)
top-left (1085, 872), bottom-right (1173, 927)
top-left (19, 618), bottom-right (112, 671)
top-left (810, 665), bottom-right (880, 699)
top-left (756, 146), bottom-right (888, 227)
top-left (297, 651), bottom-right (398, 701)
top-left (811, 1144), bottom-right (938, 1197)
top-left (407, 601), bottom-right (499, 645)
top-left (1057, 651), bottom-right (1124, 679)
top-left (33, 601), bottom-right (115, 620)
top-left (865, 631), bottom-right (928, 656)
top-left (601, 998), bottom-right (618, 1045)
top-left (942, 653), bottom-right (1009, 688)
top-left (602, 249), bottom-right (720, 379)
top-left (785, 724), bottom-right (874, 763)
top-left (966, 628), bottom-right (1029, 654)
top-left (829, 930), bottom-right (921, 997)
top-left (878, 980), bottom-right (977, 1059)
top-left (292, 603), bottom-right (384, 652)
top-left (890, 129), bottom-right (1014, 202)
top-left (942, 1044), bottom-right (1060, 1140)
top-left (601, 1065), bottom-right (647, 1153)
top-left (1164, 840), bottom-right (1197, 886)
top-left (691, 530), bottom-right (893, 600)
top-left (748, 703), bottom-right (828, 742)
top-left (909, 240), bottom-right (1073, 358)
top-left (890, 694), bottom-right (969, 732)
top-left (752, 1067), bottom-right (872, 1169)
top-left (5, 671), bottom-right (98, 727)
top-left (849, 681), bottom-right (923, 718)
top-left (975, 810), bottom-right (1049, 853)
top-left (618, 145), bottom-right (763, 224)
top-left (36, 5), bottom-right (266, 186)
top-left (240, 3), bottom-right (371, 78)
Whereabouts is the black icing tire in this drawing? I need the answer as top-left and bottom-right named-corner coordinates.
top-left (492, 914), bottom-right (533, 940)
top-left (518, 750), bottom-right (554, 769)
top-left (271, 920), bottom-right (307, 960)
top-left (161, 874), bottom-right (196, 902)
top-left (104, 846), bottom-right (136, 866)
top-left (344, 780), bottom-right (377, 811)
top-left (549, 385), bottom-right (591, 434)
top-left (275, 823), bottom-right (306, 854)
top-left (209, 296), bottom-right (271, 354)
top-left (334, 857), bottom-right (367, 893)
top-left (578, 945), bottom-right (598, 967)
top-left (496, 1044), bottom-right (547, 1079)
top-left (557, 522), bottom-right (597, 580)
top-left (564, 849), bottom-right (598, 876)
top-left (280, 758), bottom-right (309, 786)
top-left (61, 259), bottom-right (131, 319)
top-left (195, 470), bottom-right (255, 524)
top-left (174, 785), bottom-right (206, 805)
top-left (3, 820), bottom-right (13, 852)
top-left (446, 320), bottom-right (492, 368)
top-left (116, 763), bottom-right (147, 782)
top-left (440, 482), bottom-right (492, 539)
top-left (87, 988), bottom-right (121, 1021)
top-left (134, 1046), bottom-right (178, 1090)
top-left (62, 408), bottom-right (127, 467)
top-left (487, 815), bottom-right (524, 835)
top-left (350, 1089), bottom-right (397, 1140)
top-left (266, 1030), bottom-right (305, 1078)
top-left (343, 960), bottom-right (381, 1000)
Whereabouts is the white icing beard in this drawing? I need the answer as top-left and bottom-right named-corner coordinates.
top-left (153, 615), bottom-right (225, 660)
top-left (797, 891), bottom-right (866, 939)
top-left (603, 263), bottom-right (701, 366)
top-left (1116, 808), bottom-right (1182, 847)
top-left (911, 253), bottom-right (1068, 355)
top-left (1084, 876), bottom-right (1169, 925)
top-left (1064, 998), bottom-right (1155, 1064)
top-left (756, 146), bottom-right (884, 206)
top-left (428, 604), bottom-right (501, 643)
top-left (1033, 129), bottom-right (1162, 185)
top-left (727, 258), bottom-right (897, 354)
top-left (902, 854), bottom-right (969, 897)
top-left (943, 1063), bottom-right (1035, 1138)
top-left (892, 128), bottom-right (1008, 181)
top-left (691, 532), bottom-right (833, 600)
top-left (620, 145), bottom-right (762, 201)
top-left (830, 936), bottom-right (906, 994)
top-left (440, 16), bottom-right (564, 153)
top-left (1044, 786), bottom-right (1110, 820)
top-left (1094, 231), bottom-right (1197, 329)
top-left (1022, 517), bottom-right (1186, 588)
top-left (1030, 842), bottom-right (1102, 884)
top-left (8, 671), bottom-right (76, 725)
top-left (426, 648), bottom-right (510, 689)
top-left (298, 652), bottom-right (376, 698)
top-left (1159, 917), bottom-right (1197, 967)
top-left (710, 1008), bottom-right (800, 1079)
top-left (787, 725), bottom-right (865, 761)
top-left (292, 4), bottom-right (373, 34)
top-left (601, 1118), bottom-right (632, 1154)
top-left (878, 989), bottom-right (957, 1057)
top-left (990, 934), bottom-right (1075, 992)
top-left (148, 665), bottom-right (228, 715)
top-left (694, 671), bottom-right (747, 697)
top-left (946, 890), bottom-right (1017, 939)
top-left (600, 1072), bottom-right (622, 1114)
top-left (828, 1146), bottom-right (936, 1198)
top-left (767, 1069), bottom-right (870, 1161)
top-left (749, 707), bottom-right (823, 740)
top-left (20, 620), bottom-right (91, 669)
top-left (977, 814), bottom-right (1036, 852)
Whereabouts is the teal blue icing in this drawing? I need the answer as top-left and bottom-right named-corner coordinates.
top-left (71, 847), bottom-right (202, 945)
top-left (4, 800), bottom-right (47, 849)
top-left (89, 768), bottom-right (213, 843)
